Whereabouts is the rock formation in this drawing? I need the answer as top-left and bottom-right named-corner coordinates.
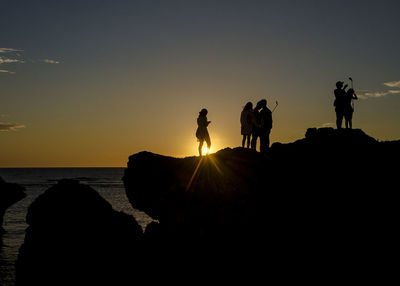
top-left (123, 128), bottom-right (399, 265)
top-left (14, 128), bottom-right (399, 283)
top-left (15, 179), bottom-right (143, 286)
top-left (0, 176), bottom-right (26, 238)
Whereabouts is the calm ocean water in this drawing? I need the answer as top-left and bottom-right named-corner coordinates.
top-left (0, 168), bottom-right (153, 286)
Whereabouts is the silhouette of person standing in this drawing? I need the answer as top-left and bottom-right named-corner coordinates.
top-left (196, 108), bottom-right (211, 156)
top-left (334, 81), bottom-right (348, 129)
top-left (258, 99), bottom-right (273, 153)
top-left (343, 88), bottom-right (358, 129)
top-left (250, 101), bottom-right (262, 150)
top-left (240, 102), bottom-right (255, 148)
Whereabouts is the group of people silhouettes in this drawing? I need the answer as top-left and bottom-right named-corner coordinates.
top-left (240, 99), bottom-right (273, 153)
top-left (334, 81), bottom-right (358, 129)
top-left (196, 99), bottom-right (273, 157)
top-left (195, 80), bottom-right (357, 156)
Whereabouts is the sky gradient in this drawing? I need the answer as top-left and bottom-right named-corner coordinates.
top-left (1, 0), bottom-right (400, 167)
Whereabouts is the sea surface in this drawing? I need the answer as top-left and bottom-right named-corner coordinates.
top-left (0, 168), bottom-right (153, 286)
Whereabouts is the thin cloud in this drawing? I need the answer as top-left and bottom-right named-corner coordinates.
top-left (0, 57), bottom-right (24, 64)
top-left (384, 80), bottom-right (400, 88)
top-left (1, 48), bottom-right (61, 75)
top-left (0, 48), bottom-right (24, 75)
top-left (358, 80), bottom-right (400, 99)
top-left (0, 48), bottom-right (22, 53)
top-left (319, 122), bottom-right (334, 128)
top-left (359, 90), bottom-right (400, 99)
top-left (43, 59), bottom-right (60, 64)
top-left (0, 48), bottom-right (24, 66)
top-left (0, 69), bottom-right (16, 74)
top-left (0, 122), bottom-right (25, 131)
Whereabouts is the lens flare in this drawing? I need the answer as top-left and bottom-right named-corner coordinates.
top-left (202, 146), bottom-right (211, 155)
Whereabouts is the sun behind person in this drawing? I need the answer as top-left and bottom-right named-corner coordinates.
top-left (195, 108), bottom-right (211, 156)
top-left (201, 145), bottom-right (212, 156)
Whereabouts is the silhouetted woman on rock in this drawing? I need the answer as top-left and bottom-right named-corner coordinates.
top-left (196, 108), bottom-right (211, 156)
top-left (343, 88), bottom-right (358, 129)
top-left (240, 102), bottom-right (255, 148)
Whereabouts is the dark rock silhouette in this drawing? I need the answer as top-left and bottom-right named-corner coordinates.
top-left (14, 128), bottom-right (399, 283)
top-left (123, 148), bottom-right (265, 241)
top-left (123, 127), bottom-right (399, 271)
top-left (15, 179), bottom-right (143, 286)
top-left (0, 176), bottom-right (26, 239)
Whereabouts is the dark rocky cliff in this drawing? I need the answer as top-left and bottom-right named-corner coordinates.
top-left (123, 128), bottom-right (399, 269)
top-left (14, 128), bottom-right (399, 283)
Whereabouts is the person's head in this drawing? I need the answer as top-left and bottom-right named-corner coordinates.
top-left (336, 81), bottom-right (344, 88)
top-left (255, 100), bottom-right (262, 111)
top-left (256, 99), bottom-right (267, 109)
top-left (199, 108), bottom-right (208, 117)
top-left (347, 88), bottom-right (355, 95)
top-left (244, 102), bottom-right (253, 111)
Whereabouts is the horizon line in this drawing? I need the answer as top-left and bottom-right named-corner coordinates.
top-left (0, 166), bottom-right (126, 169)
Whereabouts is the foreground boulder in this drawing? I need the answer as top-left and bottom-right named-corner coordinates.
top-left (15, 179), bottom-right (143, 286)
top-left (123, 128), bottom-right (399, 259)
top-left (0, 176), bottom-right (26, 238)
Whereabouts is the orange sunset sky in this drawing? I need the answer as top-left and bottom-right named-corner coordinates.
top-left (1, 0), bottom-right (400, 167)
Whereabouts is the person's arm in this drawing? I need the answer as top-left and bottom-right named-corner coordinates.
top-left (240, 111), bottom-right (244, 125)
top-left (251, 113), bottom-right (257, 126)
top-left (198, 117), bottom-right (210, 128)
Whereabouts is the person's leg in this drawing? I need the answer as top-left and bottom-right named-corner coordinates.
top-left (198, 140), bottom-right (203, 156)
top-left (349, 112), bottom-right (353, 129)
top-left (260, 132), bottom-right (270, 154)
top-left (344, 111), bottom-right (349, 129)
top-left (265, 131), bottom-right (270, 151)
top-left (242, 135), bottom-right (246, 148)
top-left (251, 132), bottom-right (258, 150)
top-left (336, 111), bottom-right (343, 129)
top-left (206, 137), bottom-right (211, 154)
top-left (246, 135), bottom-right (251, 148)
top-left (259, 134), bottom-right (266, 153)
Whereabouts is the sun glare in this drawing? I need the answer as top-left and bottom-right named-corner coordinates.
top-left (202, 146), bottom-right (212, 155)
